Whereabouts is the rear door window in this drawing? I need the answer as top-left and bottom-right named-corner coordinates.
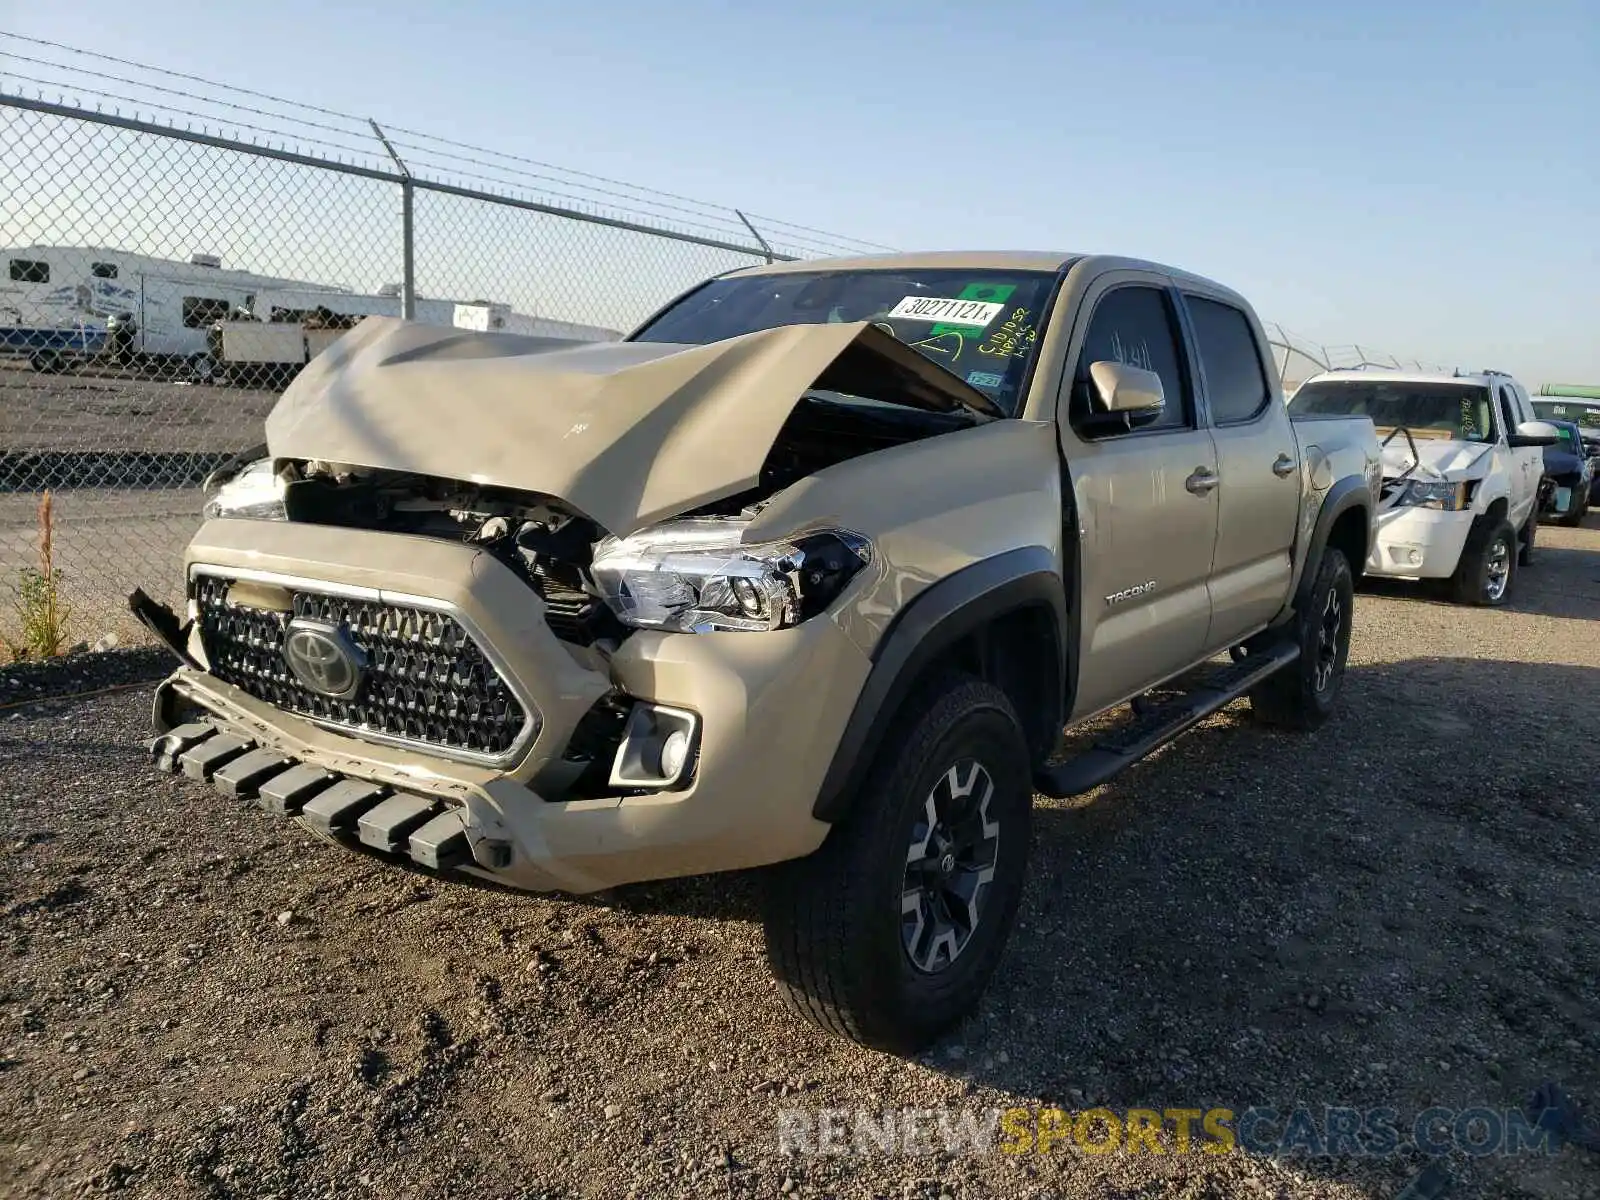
top-left (1185, 295), bottom-right (1271, 424)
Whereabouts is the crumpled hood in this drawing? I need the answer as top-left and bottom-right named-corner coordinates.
top-left (266, 316), bottom-right (996, 535)
top-left (1379, 436), bottom-right (1493, 482)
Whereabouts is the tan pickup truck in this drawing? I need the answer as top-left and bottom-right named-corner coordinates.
top-left (135, 251), bottom-right (1380, 1051)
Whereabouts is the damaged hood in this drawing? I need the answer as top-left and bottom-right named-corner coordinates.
top-left (266, 316), bottom-right (997, 534)
top-left (1378, 435), bottom-right (1494, 483)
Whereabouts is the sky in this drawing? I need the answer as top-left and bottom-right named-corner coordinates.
top-left (3, 0), bottom-right (1597, 385)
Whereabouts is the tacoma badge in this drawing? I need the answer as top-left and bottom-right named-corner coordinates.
top-left (1105, 580), bottom-right (1157, 605)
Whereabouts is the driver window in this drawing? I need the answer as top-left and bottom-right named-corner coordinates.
top-left (1496, 388), bottom-right (1517, 441)
top-left (1070, 286), bottom-right (1192, 434)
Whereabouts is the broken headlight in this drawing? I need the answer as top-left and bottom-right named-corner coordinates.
top-left (1393, 479), bottom-right (1468, 511)
top-left (202, 458), bottom-right (288, 521)
top-left (590, 518), bottom-right (870, 633)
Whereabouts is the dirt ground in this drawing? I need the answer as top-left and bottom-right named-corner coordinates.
top-left (0, 360), bottom-right (275, 457)
top-left (1, 518), bottom-right (1597, 1200)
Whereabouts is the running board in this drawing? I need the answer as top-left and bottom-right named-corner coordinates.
top-left (1033, 641), bottom-right (1300, 799)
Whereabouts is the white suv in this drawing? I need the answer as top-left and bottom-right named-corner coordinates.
top-left (1288, 369), bottom-right (1558, 605)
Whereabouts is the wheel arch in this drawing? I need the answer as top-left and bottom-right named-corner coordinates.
top-left (1294, 476), bottom-right (1371, 611)
top-left (812, 547), bottom-right (1066, 823)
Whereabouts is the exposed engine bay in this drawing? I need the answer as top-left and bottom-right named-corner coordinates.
top-left (225, 391), bottom-right (967, 648)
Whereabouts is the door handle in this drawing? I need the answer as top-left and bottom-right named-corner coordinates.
top-left (1272, 452), bottom-right (1297, 477)
top-left (1185, 467), bottom-right (1220, 495)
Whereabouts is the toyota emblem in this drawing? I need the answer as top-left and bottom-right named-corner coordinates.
top-left (282, 619), bottom-right (366, 699)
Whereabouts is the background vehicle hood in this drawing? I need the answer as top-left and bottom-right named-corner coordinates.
top-left (266, 316), bottom-right (994, 534)
top-left (1542, 448), bottom-right (1585, 475)
top-left (1379, 437), bottom-right (1492, 482)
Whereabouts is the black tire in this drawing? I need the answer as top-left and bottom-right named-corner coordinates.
top-left (188, 353), bottom-right (217, 384)
top-left (1557, 493), bottom-right (1589, 528)
top-left (1249, 547), bottom-right (1354, 731)
top-left (1519, 512), bottom-right (1537, 565)
top-left (762, 676), bottom-right (1032, 1053)
top-left (1449, 517), bottom-right (1517, 606)
top-left (29, 349), bottom-right (62, 374)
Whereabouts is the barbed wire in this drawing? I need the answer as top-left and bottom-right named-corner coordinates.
top-left (0, 29), bottom-right (890, 258)
top-left (0, 74), bottom-right (387, 164)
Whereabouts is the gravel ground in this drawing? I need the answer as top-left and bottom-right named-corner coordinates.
top-left (0, 360), bottom-right (275, 456)
top-left (1, 519), bottom-right (1597, 1200)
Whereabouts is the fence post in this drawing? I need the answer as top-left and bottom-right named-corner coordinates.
top-left (735, 210), bottom-right (775, 263)
top-left (369, 119), bottom-right (416, 319)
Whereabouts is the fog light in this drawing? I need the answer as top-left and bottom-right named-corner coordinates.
top-left (659, 729), bottom-right (691, 779)
top-left (609, 702), bottom-right (699, 790)
top-left (1406, 548), bottom-right (1422, 565)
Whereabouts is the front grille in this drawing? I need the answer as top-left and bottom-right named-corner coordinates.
top-left (528, 561), bottom-right (607, 646)
top-left (193, 574), bottom-right (531, 758)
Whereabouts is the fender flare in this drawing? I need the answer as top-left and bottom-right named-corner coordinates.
top-left (1294, 476), bottom-right (1372, 611)
top-left (1474, 482), bottom-right (1511, 519)
top-left (812, 546), bottom-right (1066, 823)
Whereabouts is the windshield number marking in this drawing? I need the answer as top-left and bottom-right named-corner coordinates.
top-left (887, 296), bottom-right (1005, 326)
top-left (979, 308), bottom-right (1038, 358)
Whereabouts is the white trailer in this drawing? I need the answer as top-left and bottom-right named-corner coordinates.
top-left (451, 301), bottom-right (620, 342)
top-left (1, 244), bottom-right (334, 374)
top-left (213, 288), bottom-right (620, 384)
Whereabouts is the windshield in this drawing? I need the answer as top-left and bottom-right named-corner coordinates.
top-left (1532, 399), bottom-right (1600, 431)
top-left (1290, 379), bottom-right (1494, 443)
top-left (632, 268), bottom-right (1059, 416)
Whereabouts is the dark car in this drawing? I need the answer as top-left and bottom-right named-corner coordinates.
top-left (1538, 418), bottom-right (1594, 526)
top-left (1532, 397), bottom-right (1600, 504)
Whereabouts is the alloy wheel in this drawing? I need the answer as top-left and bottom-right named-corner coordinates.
top-left (1485, 536), bottom-right (1511, 601)
top-left (900, 759), bottom-right (1001, 974)
top-left (1313, 586), bottom-right (1344, 693)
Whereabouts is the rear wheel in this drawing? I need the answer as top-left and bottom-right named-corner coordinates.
top-left (29, 349), bottom-right (63, 374)
top-left (1249, 547), bottom-right (1353, 731)
top-left (763, 676), bottom-right (1032, 1052)
top-left (188, 352), bottom-right (217, 384)
top-left (1449, 517), bottom-right (1516, 606)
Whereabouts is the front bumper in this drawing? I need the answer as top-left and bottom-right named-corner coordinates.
top-left (1366, 506), bottom-right (1475, 579)
top-left (148, 519), bottom-right (871, 893)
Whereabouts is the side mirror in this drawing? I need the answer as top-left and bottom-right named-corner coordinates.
top-left (1084, 361), bottom-right (1165, 429)
top-left (1508, 419), bottom-right (1560, 448)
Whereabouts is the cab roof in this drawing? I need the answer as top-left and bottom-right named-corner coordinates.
top-left (728, 250), bottom-right (1244, 296)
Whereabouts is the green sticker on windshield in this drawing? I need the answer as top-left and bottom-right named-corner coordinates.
top-left (929, 282), bottom-right (1017, 336)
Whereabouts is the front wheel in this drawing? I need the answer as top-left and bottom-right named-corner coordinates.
top-left (1449, 518), bottom-right (1517, 606)
top-left (1249, 547), bottom-right (1354, 731)
top-left (1557, 492), bottom-right (1589, 528)
top-left (762, 676), bottom-right (1032, 1053)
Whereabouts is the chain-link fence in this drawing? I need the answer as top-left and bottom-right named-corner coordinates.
top-left (1261, 322), bottom-right (1452, 395)
top-left (0, 34), bottom-right (1456, 654)
top-left (0, 36), bottom-right (900, 651)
